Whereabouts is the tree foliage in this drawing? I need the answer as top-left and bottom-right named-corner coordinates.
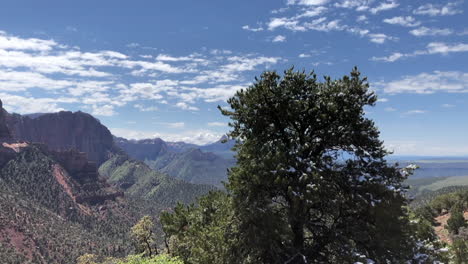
top-left (218, 67), bottom-right (416, 263)
top-left (131, 216), bottom-right (157, 257)
top-left (160, 191), bottom-right (234, 264)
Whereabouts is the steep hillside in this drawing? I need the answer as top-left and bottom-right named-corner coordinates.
top-left (146, 148), bottom-right (234, 187)
top-left (6, 111), bottom-right (118, 165)
top-left (0, 144), bottom-right (137, 263)
top-left (115, 137), bottom-right (235, 187)
top-left (99, 154), bottom-right (215, 209)
top-left (199, 135), bottom-right (236, 159)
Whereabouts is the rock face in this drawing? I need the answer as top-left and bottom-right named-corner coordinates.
top-left (6, 111), bottom-right (116, 165)
top-left (0, 100), bottom-right (12, 140)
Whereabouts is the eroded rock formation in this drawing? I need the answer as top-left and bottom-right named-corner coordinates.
top-left (6, 111), bottom-right (117, 165)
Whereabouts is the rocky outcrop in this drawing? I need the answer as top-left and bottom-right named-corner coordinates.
top-left (0, 100), bottom-right (12, 140)
top-left (6, 111), bottom-right (117, 165)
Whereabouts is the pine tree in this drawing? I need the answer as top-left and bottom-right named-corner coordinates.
top-left (220, 67), bottom-right (415, 263)
top-left (447, 203), bottom-right (467, 235)
top-left (131, 216), bottom-right (157, 257)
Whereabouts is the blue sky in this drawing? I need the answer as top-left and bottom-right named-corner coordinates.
top-left (0, 0), bottom-right (467, 155)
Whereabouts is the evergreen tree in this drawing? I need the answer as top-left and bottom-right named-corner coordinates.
top-left (447, 202), bottom-right (467, 235)
top-left (131, 216), bottom-right (158, 257)
top-left (220, 67), bottom-right (415, 263)
top-left (160, 191), bottom-right (234, 264)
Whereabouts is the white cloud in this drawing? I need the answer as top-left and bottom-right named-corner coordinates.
top-left (383, 16), bottom-right (420, 27)
top-left (379, 71), bottom-right (468, 94)
top-left (0, 70), bottom-right (73, 91)
top-left (91, 104), bottom-right (116, 116)
top-left (155, 53), bottom-right (206, 62)
top-left (372, 42), bottom-right (468, 62)
top-left (288, 0), bottom-right (330, 6)
top-left (377, 98), bottom-right (389, 102)
top-left (335, 0), bottom-right (370, 9)
top-left (369, 1), bottom-right (399, 14)
top-left (384, 107), bottom-right (396, 112)
top-left (242, 25), bottom-right (264, 32)
top-left (441, 103), bottom-right (455, 108)
top-left (175, 102), bottom-right (199, 111)
top-left (0, 93), bottom-right (76, 114)
top-left (157, 122), bottom-right (185, 129)
top-left (268, 17), bottom-right (306, 31)
top-left (413, 2), bottom-right (463, 16)
top-left (409, 27), bottom-right (453, 36)
top-left (0, 31), bottom-right (57, 51)
top-left (368, 33), bottom-right (397, 44)
top-left (207, 122), bottom-right (226, 127)
top-left (299, 53), bottom-right (311, 58)
top-left (356, 15), bottom-right (368, 22)
top-left (371, 52), bottom-right (406, 62)
top-left (426, 42), bottom-right (468, 54)
top-left (110, 127), bottom-right (222, 145)
top-left (403, 109), bottom-right (426, 115)
top-left (295, 6), bottom-right (328, 18)
top-left (134, 104), bottom-right (158, 112)
top-left (0, 30), bottom-right (285, 117)
top-left (272, 35), bottom-right (287, 42)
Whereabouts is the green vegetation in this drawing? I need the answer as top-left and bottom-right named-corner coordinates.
top-left (145, 149), bottom-right (234, 187)
top-left (411, 188), bottom-right (468, 264)
top-left (131, 216), bottom-right (158, 257)
top-left (77, 254), bottom-right (182, 264)
top-left (419, 175), bottom-right (468, 193)
top-left (160, 191), bottom-right (233, 264)
top-left (99, 154), bottom-right (214, 208)
top-left (0, 146), bottom-right (135, 263)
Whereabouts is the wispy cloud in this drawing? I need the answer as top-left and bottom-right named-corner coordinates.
top-left (0, 30), bottom-right (283, 116)
top-left (242, 25), bottom-right (264, 32)
top-left (383, 16), bottom-right (420, 27)
top-left (413, 2), bottom-right (463, 16)
top-left (441, 103), bottom-right (455, 108)
top-left (379, 71), bottom-right (468, 94)
top-left (134, 104), bottom-right (158, 112)
top-left (207, 122), bottom-right (226, 127)
top-left (272, 35), bottom-right (287, 42)
top-left (409, 27), bottom-right (454, 36)
top-left (110, 127), bottom-right (222, 145)
top-left (369, 1), bottom-right (399, 14)
top-left (372, 42), bottom-right (468, 62)
top-left (403, 110), bottom-right (427, 115)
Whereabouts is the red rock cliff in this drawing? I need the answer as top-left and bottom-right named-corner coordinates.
top-left (6, 111), bottom-right (117, 165)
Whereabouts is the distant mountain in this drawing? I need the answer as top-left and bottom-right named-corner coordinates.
top-left (166, 141), bottom-right (198, 153)
top-left (199, 135), bottom-right (236, 159)
top-left (99, 153), bottom-right (215, 207)
top-left (114, 137), bottom-right (168, 161)
top-left (6, 110), bottom-right (118, 165)
top-left (115, 137), bottom-right (236, 187)
top-left (147, 148), bottom-right (234, 187)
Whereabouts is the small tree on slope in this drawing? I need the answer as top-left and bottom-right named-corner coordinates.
top-left (220, 67), bottom-right (416, 263)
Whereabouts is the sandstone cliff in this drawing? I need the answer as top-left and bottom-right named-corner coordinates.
top-left (6, 111), bottom-right (117, 165)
